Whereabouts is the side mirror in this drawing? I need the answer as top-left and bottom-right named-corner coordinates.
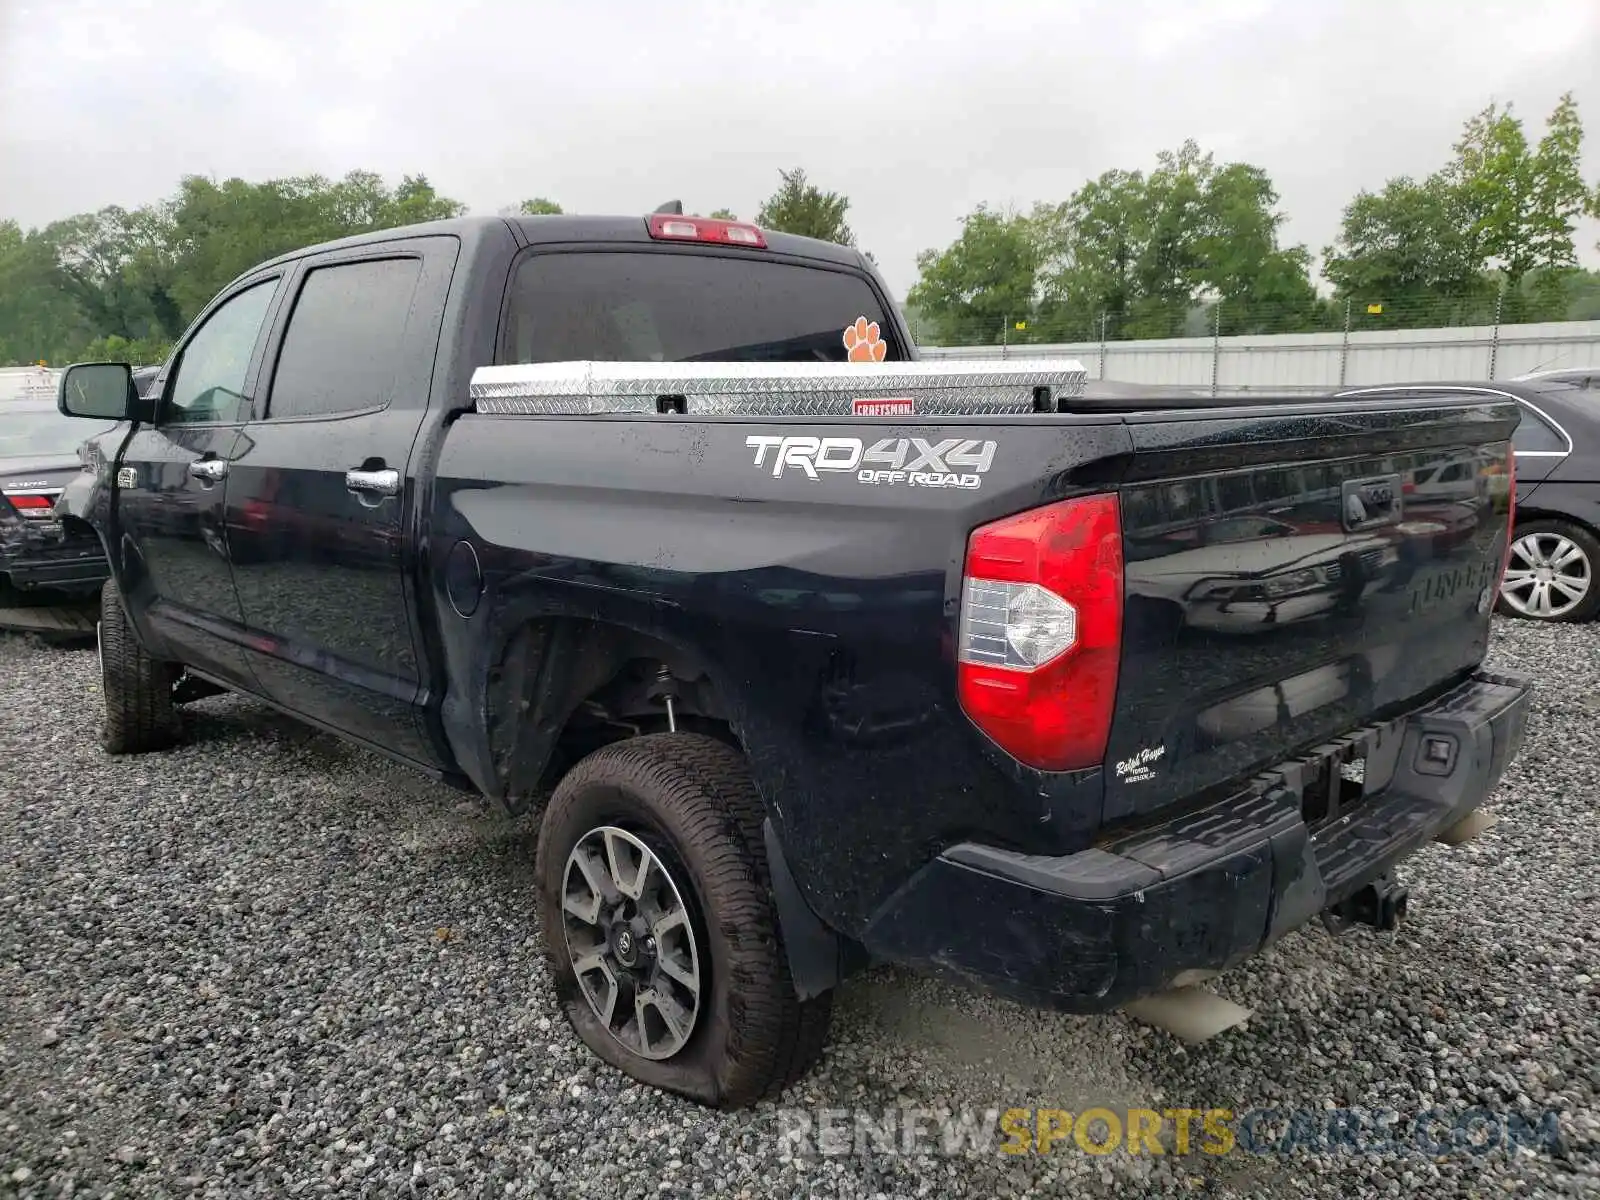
top-left (58, 362), bottom-right (136, 421)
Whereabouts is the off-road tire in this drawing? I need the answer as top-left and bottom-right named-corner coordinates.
top-left (99, 579), bottom-right (179, 753)
top-left (535, 733), bottom-right (832, 1107)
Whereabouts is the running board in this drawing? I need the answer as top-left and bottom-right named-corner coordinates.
top-left (1122, 986), bottom-right (1253, 1043)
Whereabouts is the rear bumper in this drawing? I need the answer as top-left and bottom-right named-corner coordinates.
top-left (1, 538), bottom-right (110, 595)
top-left (857, 669), bottom-right (1531, 1012)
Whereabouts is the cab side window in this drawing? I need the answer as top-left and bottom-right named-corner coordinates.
top-left (266, 258), bottom-right (423, 420)
top-left (163, 280), bottom-right (278, 425)
top-left (1512, 404), bottom-right (1568, 453)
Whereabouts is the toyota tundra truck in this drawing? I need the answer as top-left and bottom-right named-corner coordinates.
top-left (52, 212), bottom-right (1531, 1108)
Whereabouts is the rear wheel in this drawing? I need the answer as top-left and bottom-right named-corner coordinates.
top-left (98, 580), bottom-right (180, 753)
top-left (1498, 519), bottom-right (1600, 623)
top-left (535, 733), bottom-right (832, 1107)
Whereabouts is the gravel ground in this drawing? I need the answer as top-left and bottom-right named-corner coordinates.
top-left (1, 619), bottom-right (1596, 1199)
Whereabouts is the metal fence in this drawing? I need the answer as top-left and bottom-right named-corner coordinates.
top-left (905, 280), bottom-right (1600, 347)
top-left (916, 319), bottom-right (1600, 393)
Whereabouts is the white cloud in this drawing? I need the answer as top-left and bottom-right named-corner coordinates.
top-left (2, 0), bottom-right (1597, 295)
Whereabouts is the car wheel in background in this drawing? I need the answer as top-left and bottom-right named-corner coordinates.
top-left (535, 733), bottom-right (832, 1108)
top-left (1498, 519), bottom-right (1600, 623)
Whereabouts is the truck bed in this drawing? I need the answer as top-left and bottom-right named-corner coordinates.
top-left (435, 360), bottom-right (1519, 937)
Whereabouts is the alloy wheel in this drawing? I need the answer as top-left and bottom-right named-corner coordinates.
top-left (560, 825), bottom-right (702, 1061)
top-left (1501, 532), bottom-right (1592, 619)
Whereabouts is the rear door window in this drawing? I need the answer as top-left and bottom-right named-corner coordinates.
top-left (1513, 404), bottom-right (1569, 453)
top-left (500, 251), bottom-right (900, 364)
top-left (266, 258), bottom-right (424, 420)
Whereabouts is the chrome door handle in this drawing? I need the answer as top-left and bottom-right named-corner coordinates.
top-left (189, 459), bottom-right (227, 482)
top-left (345, 468), bottom-right (400, 497)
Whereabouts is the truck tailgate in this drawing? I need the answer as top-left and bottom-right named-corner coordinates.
top-left (1104, 396), bottom-right (1518, 824)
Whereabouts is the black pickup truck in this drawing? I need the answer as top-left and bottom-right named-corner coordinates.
top-left (54, 213), bottom-right (1531, 1108)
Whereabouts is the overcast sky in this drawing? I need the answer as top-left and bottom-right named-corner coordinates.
top-left (2, 0), bottom-right (1597, 297)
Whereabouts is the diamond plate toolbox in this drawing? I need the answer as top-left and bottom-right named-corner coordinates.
top-left (469, 359), bottom-right (1090, 417)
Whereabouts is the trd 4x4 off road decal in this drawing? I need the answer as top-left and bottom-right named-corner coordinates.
top-left (744, 435), bottom-right (997, 490)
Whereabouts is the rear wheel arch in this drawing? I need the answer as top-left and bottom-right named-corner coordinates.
top-left (481, 615), bottom-right (851, 1000)
top-left (482, 615), bottom-right (745, 812)
top-left (1511, 504), bottom-right (1600, 539)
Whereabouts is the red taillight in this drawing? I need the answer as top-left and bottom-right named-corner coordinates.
top-left (956, 493), bottom-right (1124, 772)
top-left (645, 214), bottom-right (767, 249)
top-left (5, 493), bottom-right (56, 515)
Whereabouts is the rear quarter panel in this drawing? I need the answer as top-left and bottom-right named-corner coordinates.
top-left (429, 413), bottom-right (1132, 932)
top-left (1515, 479), bottom-right (1600, 531)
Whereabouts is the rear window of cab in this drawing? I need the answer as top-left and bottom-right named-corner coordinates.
top-left (499, 251), bottom-right (901, 365)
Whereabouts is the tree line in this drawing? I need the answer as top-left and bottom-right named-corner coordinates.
top-left (0, 167), bottom-right (854, 367)
top-left (908, 92), bottom-right (1600, 345)
top-left (4, 93), bottom-right (1598, 366)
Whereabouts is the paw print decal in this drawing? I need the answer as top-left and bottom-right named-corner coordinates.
top-left (843, 316), bottom-right (889, 362)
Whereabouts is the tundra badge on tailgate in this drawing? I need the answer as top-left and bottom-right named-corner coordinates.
top-left (744, 436), bottom-right (997, 490)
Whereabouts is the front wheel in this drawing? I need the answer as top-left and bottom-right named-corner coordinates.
top-left (98, 580), bottom-right (180, 753)
top-left (1498, 519), bottom-right (1600, 623)
top-left (534, 733), bottom-right (832, 1108)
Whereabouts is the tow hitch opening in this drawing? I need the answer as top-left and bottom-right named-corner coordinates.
top-left (1322, 873), bottom-right (1410, 934)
